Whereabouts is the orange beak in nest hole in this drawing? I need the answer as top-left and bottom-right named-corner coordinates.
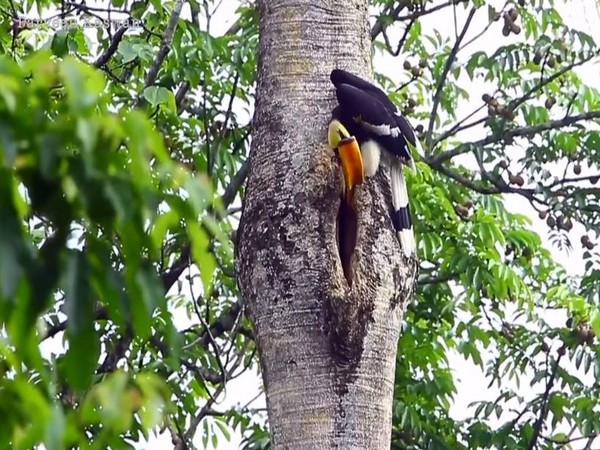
top-left (328, 120), bottom-right (365, 286)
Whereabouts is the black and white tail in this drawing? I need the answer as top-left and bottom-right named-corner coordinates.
top-left (390, 162), bottom-right (415, 258)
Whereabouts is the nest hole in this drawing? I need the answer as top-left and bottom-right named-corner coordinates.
top-left (336, 197), bottom-right (359, 286)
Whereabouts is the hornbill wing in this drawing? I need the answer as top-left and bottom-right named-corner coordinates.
top-left (333, 82), bottom-right (412, 163)
top-left (331, 69), bottom-right (422, 163)
top-left (331, 69), bottom-right (393, 114)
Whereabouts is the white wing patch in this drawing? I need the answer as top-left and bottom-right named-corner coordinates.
top-left (361, 140), bottom-right (381, 177)
top-left (361, 120), bottom-right (402, 138)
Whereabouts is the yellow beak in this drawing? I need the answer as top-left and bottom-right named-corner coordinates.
top-left (336, 136), bottom-right (364, 203)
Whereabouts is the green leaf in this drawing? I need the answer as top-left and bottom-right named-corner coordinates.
top-left (143, 85), bottom-right (176, 111)
top-left (118, 41), bottom-right (139, 63)
top-left (131, 1), bottom-right (146, 18)
top-left (189, 223), bottom-right (217, 297)
top-left (44, 405), bottom-right (65, 450)
top-left (83, 371), bottom-right (131, 431)
top-left (51, 30), bottom-right (69, 57)
top-left (59, 57), bottom-right (105, 114)
top-left (63, 250), bottom-right (98, 392)
top-left (0, 174), bottom-right (26, 303)
top-left (131, 265), bottom-right (164, 339)
top-left (117, 39), bottom-right (154, 63)
top-left (591, 311), bottom-right (600, 337)
top-left (136, 373), bottom-right (168, 429)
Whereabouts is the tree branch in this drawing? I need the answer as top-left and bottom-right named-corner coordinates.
top-left (510, 49), bottom-right (600, 113)
top-left (221, 72), bottom-right (240, 139)
top-left (222, 158), bottom-right (250, 208)
top-left (433, 108), bottom-right (487, 147)
top-left (394, 0), bottom-right (460, 23)
top-left (547, 174), bottom-right (600, 189)
top-left (44, 307), bottom-right (109, 340)
top-left (526, 349), bottom-right (565, 450)
top-left (93, 26), bottom-right (128, 68)
top-left (417, 271), bottom-right (458, 285)
top-left (161, 244), bottom-right (191, 292)
top-left (432, 51), bottom-right (599, 150)
top-left (160, 153), bottom-right (250, 293)
top-left (543, 433), bottom-right (598, 447)
top-left (381, 16), bottom-right (416, 57)
top-left (175, 81), bottom-right (191, 111)
top-left (180, 339), bottom-right (253, 447)
top-left (370, 1), bottom-right (409, 41)
top-left (150, 334), bottom-right (222, 383)
top-left (428, 161), bottom-right (511, 195)
top-left (459, 1), bottom-right (509, 51)
top-left (430, 110), bottom-right (600, 165)
top-left (135, 0), bottom-right (185, 107)
top-left (196, 300), bottom-right (245, 348)
top-left (425, 7), bottom-right (476, 152)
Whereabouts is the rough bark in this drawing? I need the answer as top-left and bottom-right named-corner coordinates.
top-left (236, 1), bottom-right (418, 448)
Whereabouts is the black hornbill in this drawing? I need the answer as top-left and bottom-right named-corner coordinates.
top-left (327, 68), bottom-right (421, 258)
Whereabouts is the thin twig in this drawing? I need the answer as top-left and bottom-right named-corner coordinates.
top-left (526, 349), bottom-right (565, 450)
top-left (370, 1), bottom-right (409, 41)
top-left (417, 271), bottom-right (458, 285)
top-left (181, 340), bottom-right (252, 446)
top-left (395, 0), bottom-right (461, 24)
top-left (221, 72), bottom-right (240, 139)
top-left (203, 78), bottom-right (213, 175)
top-left (433, 106), bottom-right (487, 146)
top-left (510, 49), bottom-right (600, 113)
top-left (426, 7), bottom-right (476, 152)
top-left (460, 2), bottom-right (510, 51)
top-left (189, 279), bottom-right (228, 396)
top-left (547, 173), bottom-right (600, 189)
top-left (381, 16), bottom-right (415, 57)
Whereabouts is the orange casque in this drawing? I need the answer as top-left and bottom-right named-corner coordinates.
top-left (336, 136), bottom-right (364, 203)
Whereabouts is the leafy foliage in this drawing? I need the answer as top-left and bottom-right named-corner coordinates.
top-left (0, 0), bottom-right (257, 448)
top-left (373, 0), bottom-right (600, 448)
top-left (1, 0), bottom-right (600, 449)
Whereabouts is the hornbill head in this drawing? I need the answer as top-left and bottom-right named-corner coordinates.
top-left (327, 118), bottom-right (364, 204)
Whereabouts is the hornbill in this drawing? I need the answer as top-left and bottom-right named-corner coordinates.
top-left (328, 68), bottom-right (422, 258)
top-left (327, 119), bottom-right (364, 284)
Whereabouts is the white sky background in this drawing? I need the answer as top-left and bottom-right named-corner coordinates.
top-left (28, 0), bottom-right (600, 448)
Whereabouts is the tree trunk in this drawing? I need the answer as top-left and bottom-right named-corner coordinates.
top-left (236, 1), bottom-right (418, 448)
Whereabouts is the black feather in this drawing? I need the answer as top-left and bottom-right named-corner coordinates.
top-left (330, 69), bottom-right (418, 163)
